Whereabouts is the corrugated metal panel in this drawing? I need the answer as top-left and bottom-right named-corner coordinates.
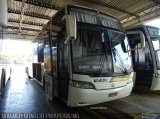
top-left (8, 22), bottom-right (42, 30)
top-left (6, 0), bottom-right (159, 40)
top-left (9, 0), bottom-right (21, 11)
top-left (9, 14), bottom-right (20, 20)
top-left (118, 0), bottom-right (156, 20)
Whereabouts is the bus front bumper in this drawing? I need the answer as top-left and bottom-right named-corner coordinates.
top-left (67, 81), bottom-right (133, 107)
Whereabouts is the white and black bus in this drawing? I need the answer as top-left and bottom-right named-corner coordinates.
top-left (34, 5), bottom-right (144, 107)
top-left (127, 25), bottom-right (160, 90)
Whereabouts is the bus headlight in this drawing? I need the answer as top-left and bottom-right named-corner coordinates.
top-left (71, 80), bottom-right (95, 89)
top-left (127, 72), bottom-right (134, 84)
top-left (155, 73), bottom-right (160, 78)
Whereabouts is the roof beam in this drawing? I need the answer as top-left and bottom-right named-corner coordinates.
top-left (15, 0), bottom-right (60, 10)
top-left (7, 26), bottom-right (40, 32)
top-left (8, 8), bottom-right (51, 20)
top-left (85, 0), bottom-right (139, 18)
top-left (122, 5), bottom-right (160, 28)
top-left (3, 34), bottom-right (36, 40)
top-left (19, 0), bottom-right (25, 33)
top-left (120, 4), bottom-right (156, 21)
top-left (8, 19), bottom-right (45, 26)
top-left (0, 32), bottom-right (36, 36)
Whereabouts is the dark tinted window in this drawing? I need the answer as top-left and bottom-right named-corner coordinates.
top-left (128, 33), bottom-right (153, 70)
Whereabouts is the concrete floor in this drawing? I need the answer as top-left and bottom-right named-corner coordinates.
top-left (0, 65), bottom-right (52, 119)
top-left (0, 65), bottom-right (95, 119)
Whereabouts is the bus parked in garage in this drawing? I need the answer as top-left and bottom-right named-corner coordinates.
top-left (127, 25), bottom-right (160, 90)
top-left (34, 5), bottom-right (144, 107)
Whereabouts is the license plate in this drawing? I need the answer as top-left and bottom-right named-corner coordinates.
top-left (108, 92), bottom-right (118, 97)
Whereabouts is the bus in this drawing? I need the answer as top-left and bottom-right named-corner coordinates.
top-left (127, 25), bottom-right (160, 90)
top-left (34, 5), bottom-right (144, 107)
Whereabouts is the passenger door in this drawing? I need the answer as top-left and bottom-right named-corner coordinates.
top-left (57, 31), bottom-right (70, 101)
top-left (127, 31), bottom-right (153, 88)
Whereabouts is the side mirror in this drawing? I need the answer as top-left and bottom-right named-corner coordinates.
top-left (126, 30), bottom-right (145, 51)
top-left (62, 15), bottom-right (77, 41)
top-left (139, 31), bottom-right (145, 49)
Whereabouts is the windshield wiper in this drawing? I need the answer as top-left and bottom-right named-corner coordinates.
top-left (112, 48), bottom-right (128, 74)
top-left (95, 44), bottom-right (111, 76)
top-left (95, 55), bottom-right (105, 76)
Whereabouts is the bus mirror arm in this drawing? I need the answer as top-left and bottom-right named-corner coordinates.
top-left (64, 39), bottom-right (69, 46)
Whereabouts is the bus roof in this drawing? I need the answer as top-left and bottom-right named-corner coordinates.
top-left (68, 5), bottom-right (123, 30)
top-left (125, 25), bottom-right (159, 30)
top-left (33, 5), bottom-right (123, 42)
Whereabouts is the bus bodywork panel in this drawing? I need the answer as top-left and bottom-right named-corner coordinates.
top-left (71, 74), bottom-right (132, 90)
top-left (67, 80), bottom-right (133, 107)
top-left (67, 73), bottom-right (133, 107)
top-left (151, 72), bottom-right (160, 90)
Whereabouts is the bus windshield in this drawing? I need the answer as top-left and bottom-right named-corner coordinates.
top-left (108, 30), bottom-right (132, 74)
top-left (71, 24), bottom-right (132, 76)
top-left (71, 25), bottom-right (113, 76)
top-left (151, 37), bottom-right (160, 69)
top-left (147, 26), bottom-right (160, 69)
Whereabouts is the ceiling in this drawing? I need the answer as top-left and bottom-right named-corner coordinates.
top-left (3, 0), bottom-right (160, 40)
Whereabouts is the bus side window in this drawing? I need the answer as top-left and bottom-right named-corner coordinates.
top-left (128, 33), bottom-right (153, 70)
top-left (145, 41), bottom-right (153, 70)
top-left (72, 28), bottom-right (87, 57)
top-left (58, 30), bottom-right (70, 99)
top-left (128, 33), bottom-right (144, 70)
top-left (58, 32), bottom-right (69, 79)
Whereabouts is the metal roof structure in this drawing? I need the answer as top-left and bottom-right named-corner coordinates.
top-left (3, 0), bottom-right (160, 40)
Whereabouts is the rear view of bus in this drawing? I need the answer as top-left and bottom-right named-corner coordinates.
top-left (64, 6), bottom-right (134, 107)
